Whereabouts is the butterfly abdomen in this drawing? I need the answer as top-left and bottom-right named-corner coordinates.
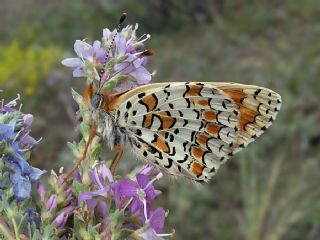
top-left (96, 110), bottom-right (136, 150)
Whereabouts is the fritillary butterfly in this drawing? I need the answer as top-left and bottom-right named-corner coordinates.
top-left (63, 14), bottom-right (282, 182)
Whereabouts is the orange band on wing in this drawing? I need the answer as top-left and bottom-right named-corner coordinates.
top-left (239, 106), bottom-right (257, 130)
top-left (206, 123), bottom-right (220, 136)
top-left (198, 99), bottom-right (209, 106)
top-left (222, 89), bottom-right (259, 130)
top-left (141, 94), bottom-right (158, 111)
top-left (143, 113), bottom-right (153, 128)
top-left (153, 137), bottom-right (170, 153)
top-left (196, 133), bottom-right (209, 146)
top-left (192, 162), bottom-right (204, 177)
top-left (191, 146), bottom-right (204, 159)
top-left (185, 85), bottom-right (202, 97)
top-left (202, 110), bottom-right (217, 121)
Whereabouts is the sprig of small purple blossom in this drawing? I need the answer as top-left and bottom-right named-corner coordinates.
top-left (62, 23), bottom-right (153, 93)
top-left (0, 20), bottom-right (173, 239)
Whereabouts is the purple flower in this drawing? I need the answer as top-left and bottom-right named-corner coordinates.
top-left (62, 24), bottom-right (153, 93)
top-left (118, 174), bottom-right (157, 215)
top-left (78, 163), bottom-right (112, 215)
top-left (136, 207), bottom-right (170, 240)
top-left (9, 162), bottom-right (45, 201)
top-left (62, 40), bottom-right (106, 78)
top-left (55, 205), bottom-right (76, 229)
top-left (0, 96), bottom-right (45, 201)
top-left (46, 194), bottom-right (57, 211)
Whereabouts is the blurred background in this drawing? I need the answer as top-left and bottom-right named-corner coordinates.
top-left (1, 0), bottom-right (320, 239)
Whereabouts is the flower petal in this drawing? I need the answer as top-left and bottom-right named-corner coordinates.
top-left (130, 67), bottom-right (151, 84)
top-left (130, 197), bottom-right (142, 214)
top-left (137, 227), bottom-right (165, 240)
top-left (150, 208), bottom-right (166, 234)
top-left (145, 185), bottom-right (157, 201)
top-left (138, 164), bottom-right (154, 176)
top-left (36, 182), bottom-right (46, 201)
top-left (46, 194), bottom-right (57, 211)
top-left (113, 80), bottom-right (139, 93)
top-left (61, 58), bottom-right (83, 68)
top-left (74, 40), bottom-right (92, 57)
top-left (97, 201), bottom-right (108, 217)
top-left (118, 179), bottom-right (138, 197)
top-left (29, 167), bottom-right (46, 181)
top-left (13, 178), bottom-right (31, 201)
top-left (0, 123), bottom-right (15, 140)
top-left (136, 174), bottom-right (149, 189)
top-left (99, 163), bottom-right (114, 183)
top-left (72, 170), bottom-right (82, 184)
top-left (72, 67), bottom-right (86, 77)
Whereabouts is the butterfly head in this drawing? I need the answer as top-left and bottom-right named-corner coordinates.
top-left (91, 93), bottom-right (104, 109)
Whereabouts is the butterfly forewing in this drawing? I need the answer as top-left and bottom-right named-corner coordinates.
top-left (110, 82), bottom-right (281, 182)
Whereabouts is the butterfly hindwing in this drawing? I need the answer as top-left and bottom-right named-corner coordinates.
top-left (110, 82), bottom-right (281, 182)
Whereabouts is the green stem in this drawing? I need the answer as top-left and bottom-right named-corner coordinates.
top-left (11, 218), bottom-right (20, 240)
top-left (0, 220), bottom-right (15, 240)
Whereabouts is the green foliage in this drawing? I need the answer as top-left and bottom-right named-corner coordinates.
top-left (0, 41), bottom-right (62, 96)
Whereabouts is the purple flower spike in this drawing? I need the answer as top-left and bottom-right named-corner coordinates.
top-left (0, 95), bottom-right (44, 201)
top-left (62, 24), bottom-right (153, 93)
top-left (78, 164), bottom-right (113, 214)
top-left (46, 194), bottom-right (57, 211)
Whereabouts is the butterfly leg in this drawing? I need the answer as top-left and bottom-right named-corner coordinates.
top-left (110, 145), bottom-right (124, 174)
top-left (64, 127), bottom-right (96, 180)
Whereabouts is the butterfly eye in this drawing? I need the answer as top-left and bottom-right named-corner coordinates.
top-left (91, 93), bottom-right (103, 109)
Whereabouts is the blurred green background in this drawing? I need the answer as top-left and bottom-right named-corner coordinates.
top-left (1, 0), bottom-right (320, 239)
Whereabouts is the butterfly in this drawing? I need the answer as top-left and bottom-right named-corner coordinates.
top-left (69, 81), bottom-right (281, 183)
top-left (62, 13), bottom-right (281, 182)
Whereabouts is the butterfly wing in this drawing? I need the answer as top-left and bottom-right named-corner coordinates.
top-left (109, 82), bottom-right (281, 182)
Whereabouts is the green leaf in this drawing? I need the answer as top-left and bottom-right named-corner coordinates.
top-left (87, 225), bottom-right (100, 239)
top-left (71, 180), bottom-right (88, 197)
top-left (18, 213), bottom-right (28, 234)
top-left (71, 88), bottom-right (83, 105)
top-left (42, 224), bottom-right (55, 240)
top-left (83, 60), bottom-right (99, 84)
top-left (113, 229), bottom-right (135, 240)
top-left (89, 143), bottom-right (102, 160)
top-left (104, 58), bottom-right (116, 74)
top-left (101, 73), bottom-right (128, 91)
top-left (80, 122), bottom-right (91, 139)
top-left (67, 141), bottom-right (79, 157)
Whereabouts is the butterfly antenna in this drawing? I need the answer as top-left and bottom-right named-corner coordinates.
top-left (99, 13), bottom-right (127, 87)
top-left (64, 127), bottom-right (96, 180)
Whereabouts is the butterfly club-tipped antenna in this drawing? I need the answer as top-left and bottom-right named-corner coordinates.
top-left (98, 13), bottom-right (127, 90)
top-left (64, 13), bottom-right (127, 180)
